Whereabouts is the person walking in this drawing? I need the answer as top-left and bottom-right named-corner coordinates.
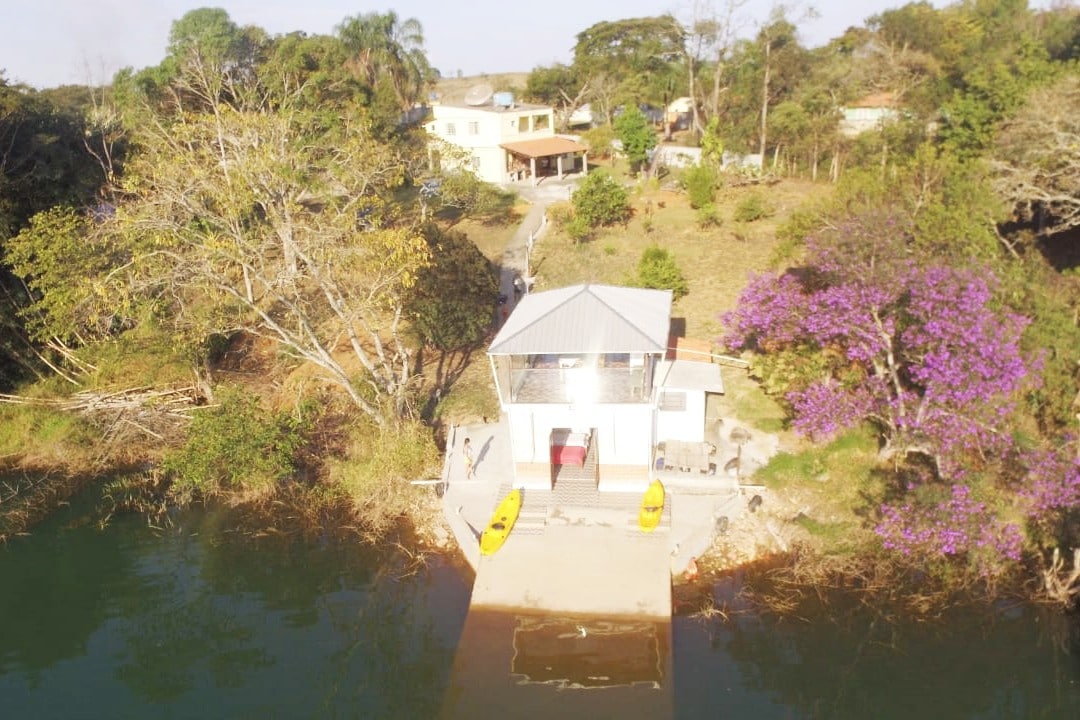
top-left (463, 437), bottom-right (476, 480)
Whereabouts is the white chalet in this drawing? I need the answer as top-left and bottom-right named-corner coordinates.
top-left (488, 284), bottom-right (724, 493)
top-left (426, 94), bottom-right (588, 185)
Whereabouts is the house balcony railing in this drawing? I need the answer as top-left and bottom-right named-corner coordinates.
top-left (507, 367), bottom-right (648, 404)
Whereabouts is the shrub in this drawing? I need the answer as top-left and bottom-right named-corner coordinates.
top-left (571, 171), bottom-right (630, 228)
top-left (328, 418), bottom-right (441, 538)
top-left (682, 164), bottom-right (717, 209)
top-left (566, 216), bottom-right (593, 242)
top-left (633, 245), bottom-right (689, 300)
top-left (696, 203), bottom-right (722, 228)
top-left (582, 124), bottom-right (615, 158)
top-left (546, 201), bottom-right (574, 229)
top-left (733, 192), bottom-right (774, 223)
top-left (164, 386), bottom-right (312, 500)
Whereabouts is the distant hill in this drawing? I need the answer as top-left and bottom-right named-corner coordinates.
top-left (433, 73), bottom-right (530, 104)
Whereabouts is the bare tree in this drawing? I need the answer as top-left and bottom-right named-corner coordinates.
top-left (111, 96), bottom-right (429, 422)
top-left (679, 0), bottom-right (748, 135)
top-left (991, 74), bottom-right (1080, 237)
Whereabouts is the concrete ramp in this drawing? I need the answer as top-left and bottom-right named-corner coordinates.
top-left (470, 524), bottom-right (672, 618)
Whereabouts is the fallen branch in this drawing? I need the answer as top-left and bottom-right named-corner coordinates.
top-left (0, 385), bottom-right (206, 443)
top-left (1042, 547), bottom-right (1080, 608)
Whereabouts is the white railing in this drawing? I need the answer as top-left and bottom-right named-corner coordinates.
top-left (523, 212), bottom-right (547, 294)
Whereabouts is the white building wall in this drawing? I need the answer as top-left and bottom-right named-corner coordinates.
top-left (427, 104), bottom-right (557, 184)
top-left (654, 388), bottom-right (707, 443)
top-left (507, 403), bottom-right (654, 466)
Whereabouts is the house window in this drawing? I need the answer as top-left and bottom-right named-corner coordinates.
top-left (471, 155), bottom-right (480, 170)
top-left (533, 114), bottom-right (550, 131)
top-left (659, 391), bottom-right (686, 411)
top-left (446, 122), bottom-right (456, 136)
top-left (518, 116), bottom-right (529, 133)
top-left (468, 121), bottom-right (480, 135)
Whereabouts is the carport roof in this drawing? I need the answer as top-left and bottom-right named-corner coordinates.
top-left (500, 137), bottom-right (588, 158)
top-left (488, 284), bottom-right (672, 355)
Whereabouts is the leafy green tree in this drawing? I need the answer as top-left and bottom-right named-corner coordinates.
top-left (0, 75), bottom-right (110, 388)
top-left (573, 16), bottom-right (686, 121)
top-left (257, 32), bottom-right (362, 112)
top-left (5, 207), bottom-right (129, 345)
top-left (633, 245), bottom-right (689, 300)
top-left (430, 170), bottom-right (514, 221)
top-left (613, 105), bottom-right (657, 174)
top-left (0, 77), bottom-right (103, 238)
top-left (938, 33), bottom-right (1056, 159)
top-left (581, 124), bottom-right (615, 159)
top-left (571, 171), bottom-right (630, 231)
top-left (700, 117), bottom-right (724, 168)
top-left (524, 63), bottom-right (588, 131)
top-left (165, 8), bottom-right (269, 109)
top-left (405, 226), bottom-right (499, 352)
top-left (337, 11), bottom-right (434, 110)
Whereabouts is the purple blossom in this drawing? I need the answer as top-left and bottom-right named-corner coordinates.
top-left (875, 484), bottom-right (1023, 576)
top-left (720, 247), bottom-right (1031, 476)
top-left (1019, 446), bottom-right (1080, 518)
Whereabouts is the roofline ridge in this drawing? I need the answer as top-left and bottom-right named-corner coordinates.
top-left (587, 285), bottom-right (666, 349)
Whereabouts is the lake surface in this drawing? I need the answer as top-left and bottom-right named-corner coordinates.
top-left (2, 490), bottom-right (1079, 719)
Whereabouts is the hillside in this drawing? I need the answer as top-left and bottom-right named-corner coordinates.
top-left (434, 73), bottom-right (530, 104)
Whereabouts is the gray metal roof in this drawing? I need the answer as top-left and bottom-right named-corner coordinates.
top-left (488, 284), bottom-right (672, 355)
top-left (656, 359), bottom-right (725, 393)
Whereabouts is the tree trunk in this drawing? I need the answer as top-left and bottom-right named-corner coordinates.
top-left (758, 40), bottom-right (771, 160)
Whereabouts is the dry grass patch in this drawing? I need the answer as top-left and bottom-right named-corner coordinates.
top-left (450, 199), bottom-right (528, 263)
top-left (433, 351), bottom-right (501, 427)
top-left (532, 177), bottom-right (832, 341)
top-left (435, 73), bottom-right (530, 103)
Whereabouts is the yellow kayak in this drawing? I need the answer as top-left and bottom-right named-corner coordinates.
top-left (638, 479), bottom-right (665, 532)
top-left (480, 488), bottom-right (522, 556)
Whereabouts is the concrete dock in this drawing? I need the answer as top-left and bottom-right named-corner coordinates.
top-left (439, 417), bottom-right (761, 616)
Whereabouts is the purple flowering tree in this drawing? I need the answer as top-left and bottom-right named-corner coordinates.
top-left (723, 217), bottom-right (1031, 478)
top-left (875, 484), bottom-right (1023, 578)
top-left (1020, 446), bottom-right (1080, 540)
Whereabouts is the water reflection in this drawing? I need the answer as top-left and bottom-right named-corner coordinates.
top-left (4, 482), bottom-right (1080, 719)
top-left (675, 592), bottom-right (1080, 719)
top-left (512, 617), bottom-right (663, 689)
top-left (0, 499), bottom-right (471, 719)
top-left (443, 610), bottom-right (673, 719)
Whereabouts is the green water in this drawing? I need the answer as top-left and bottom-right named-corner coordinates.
top-left (2, 491), bottom-right (1079, 719)
top-left (0, 501), bottom-right (471, 719)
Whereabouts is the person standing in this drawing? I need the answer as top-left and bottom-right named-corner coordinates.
top-left (463, 437), bottom-right (476, 479)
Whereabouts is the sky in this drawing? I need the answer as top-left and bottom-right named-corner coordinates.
top-left (0, 0), bottom-right (1058, 89)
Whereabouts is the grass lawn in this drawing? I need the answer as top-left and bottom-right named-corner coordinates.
top-left (526, 175), bottom-right (829, 341)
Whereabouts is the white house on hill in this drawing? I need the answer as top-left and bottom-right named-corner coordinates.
top-left (840, 92), bottom-right (900, 136)
top-left (426, 93), bottom-right (588, 185)
top-left (487, 284), bottom-right (724, 493)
